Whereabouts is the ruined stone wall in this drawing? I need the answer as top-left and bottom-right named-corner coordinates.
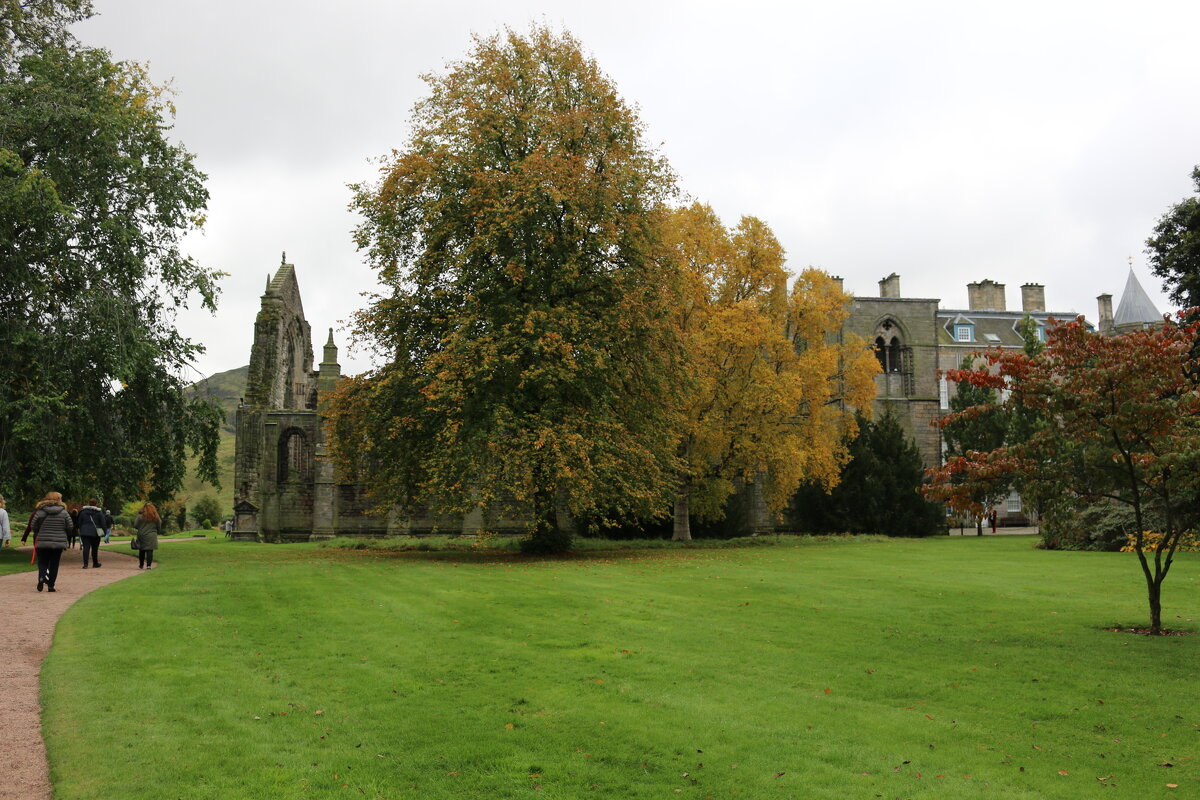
top-left (846, 295), bottom-right (942, 469)
top-left (234, 262), bottom-right (321, 541)
top-left (244, 264), bottom-right (316, 411)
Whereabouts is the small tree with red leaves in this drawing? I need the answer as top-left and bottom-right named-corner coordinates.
top-left (926, 317), bottom-right (1200, 634)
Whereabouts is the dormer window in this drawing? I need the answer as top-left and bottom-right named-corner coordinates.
top-left (955, 324), bottom-right (974, 342)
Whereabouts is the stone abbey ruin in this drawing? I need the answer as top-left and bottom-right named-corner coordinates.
top-left (233, 259), bottom-right (1163, 541)
top-left (232, 260), bottom-right (533, 542)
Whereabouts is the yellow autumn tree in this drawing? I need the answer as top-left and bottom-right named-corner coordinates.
top-left (665, 203), bottom-right (878, 541)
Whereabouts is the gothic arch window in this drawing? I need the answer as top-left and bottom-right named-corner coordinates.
top-left (874, 318), bottom-right (914, 395)
top-left (874, 319), bottom-right (904, 373)
top-left (277, 427), bottom-right (310, 483)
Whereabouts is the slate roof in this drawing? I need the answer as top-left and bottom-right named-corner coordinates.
top-left (935, 308), bottom-right (1083, 347)
top-left (1113, 269), bottom-right (1162, 327)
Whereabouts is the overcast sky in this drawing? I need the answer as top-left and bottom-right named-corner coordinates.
top-left (76, 0), bottom-right (1198, 380)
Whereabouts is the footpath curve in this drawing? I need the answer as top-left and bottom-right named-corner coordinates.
top-left (0, 538), bottom-right (202, 800)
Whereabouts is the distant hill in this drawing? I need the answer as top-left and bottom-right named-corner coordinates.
top-left (186, 364), bottom-right (248, 434)
top-left (180, 365), bottom-right (248, 515)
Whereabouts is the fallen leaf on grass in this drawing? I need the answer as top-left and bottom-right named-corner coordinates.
top-left (1058, 770), bottom-right (1069, 776)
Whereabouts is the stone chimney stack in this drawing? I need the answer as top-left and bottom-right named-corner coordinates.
top-left (879, 273), bottom-right (900, 298)
top-left (1097, 294), bottom-right (1114, 333)
top-left (967, 279), bottom-right (1006, 311)
top-left (1020, 283), bottom-right (1045, 312)
top-left (830, 275), bottom-right (844, 290)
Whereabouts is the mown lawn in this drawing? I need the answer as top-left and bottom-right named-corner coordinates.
top-left (42, 535), bottom-right (1199, 799)
top-left (0, 539), bottom-right (35, 575)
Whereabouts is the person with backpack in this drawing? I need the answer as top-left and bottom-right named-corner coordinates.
top-left (24, 491), bottom-right (73, 592)
top-left (77, 498), bottom-right (105, 568)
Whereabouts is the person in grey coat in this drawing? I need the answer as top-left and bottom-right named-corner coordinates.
top-left (25, 491), bottom-right (73, 592)
top-left (133, 502), bottom-right (162, 569)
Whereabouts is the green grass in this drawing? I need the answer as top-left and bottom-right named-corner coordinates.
top-left (41, 535), bottom-right (1200, 798)
top-left (0, 540), bottom-right (36, 575)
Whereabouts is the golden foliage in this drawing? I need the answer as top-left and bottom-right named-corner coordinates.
top-left (665, 204), bottom-right (878, 526)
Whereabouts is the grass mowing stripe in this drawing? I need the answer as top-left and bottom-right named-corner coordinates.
top-left (41, 536), bottom-right (1200, 798)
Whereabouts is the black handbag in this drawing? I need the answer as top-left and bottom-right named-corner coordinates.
top-left (130, 536), bottom-right (138, 550)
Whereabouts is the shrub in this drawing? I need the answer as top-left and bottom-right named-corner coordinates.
top-left (518, 526), bottom-right (573, 554)
top-left (1121, 531), bottom-right (1200, 553)
top-left (1038, 500), bottom-right (1140, 551)
top-left (190, 495), bottom-right (223, 529)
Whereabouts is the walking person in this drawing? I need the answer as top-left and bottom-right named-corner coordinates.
top-left (77, 498), bottom-right (105, 568)
top-left (0, 495), bottom-right (10, 548)
top-left (133, 502), bottom-right (162, 570)
top-left (67, 502), bottom-right (80, 549)
top-left (102, 509), bottom-right (113, 543)
top-left (24, 491), bottom-right (73, 592)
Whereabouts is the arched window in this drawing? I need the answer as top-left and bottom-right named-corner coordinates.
top-left (277, 427), bottom-right (310, 482)
top-left (874, 319), bottom-right (904, 373)
top-left (874, 318), bottom-right (914, 396)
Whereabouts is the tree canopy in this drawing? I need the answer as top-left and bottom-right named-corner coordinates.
top-left (326, 26), bottom-right (685, 551)
top-left (939, 355), bottom-right (1009, 533)
top-left (1146, 165), bottom-right (1200, 310)
top-left (0, 1), bottom-right (222, 506)
top-left (926, 317), bottom-right (1200, 633)
top-left (663, 203), bottom-right (877, 540)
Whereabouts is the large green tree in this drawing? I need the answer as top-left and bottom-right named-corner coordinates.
top-left (0, 1), bottom-right (222, 506)
top-left (327, 26), bottom-right (684, 552)
top-left (1147, 165), bottom-right (1200, 310)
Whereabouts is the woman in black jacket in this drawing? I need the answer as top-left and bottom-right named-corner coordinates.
top-left (77, 498), bottom-right (105, 568)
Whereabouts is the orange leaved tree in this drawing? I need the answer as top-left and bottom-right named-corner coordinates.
top-left (926, 317), bottom-right (1200, 633)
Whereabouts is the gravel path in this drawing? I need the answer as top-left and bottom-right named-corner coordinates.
top-left (0, 542), bottom-right (161, 800)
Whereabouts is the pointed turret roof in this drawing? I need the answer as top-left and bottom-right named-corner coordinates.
top-left (1113, 269), bottom-right (1161, 328)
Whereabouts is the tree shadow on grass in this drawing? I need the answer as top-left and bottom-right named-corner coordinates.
top-left (313, 540), bottom-right (794, 567)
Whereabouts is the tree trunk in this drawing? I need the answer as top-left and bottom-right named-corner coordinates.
top-left (672, 474), bottom-right (692, 542)
top-left (1148, 577), bottom-right (1163, 635)
top-left (975, 516), bottom-right (983, 536)
top-left (554, 487), bottom-right (575, 538)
